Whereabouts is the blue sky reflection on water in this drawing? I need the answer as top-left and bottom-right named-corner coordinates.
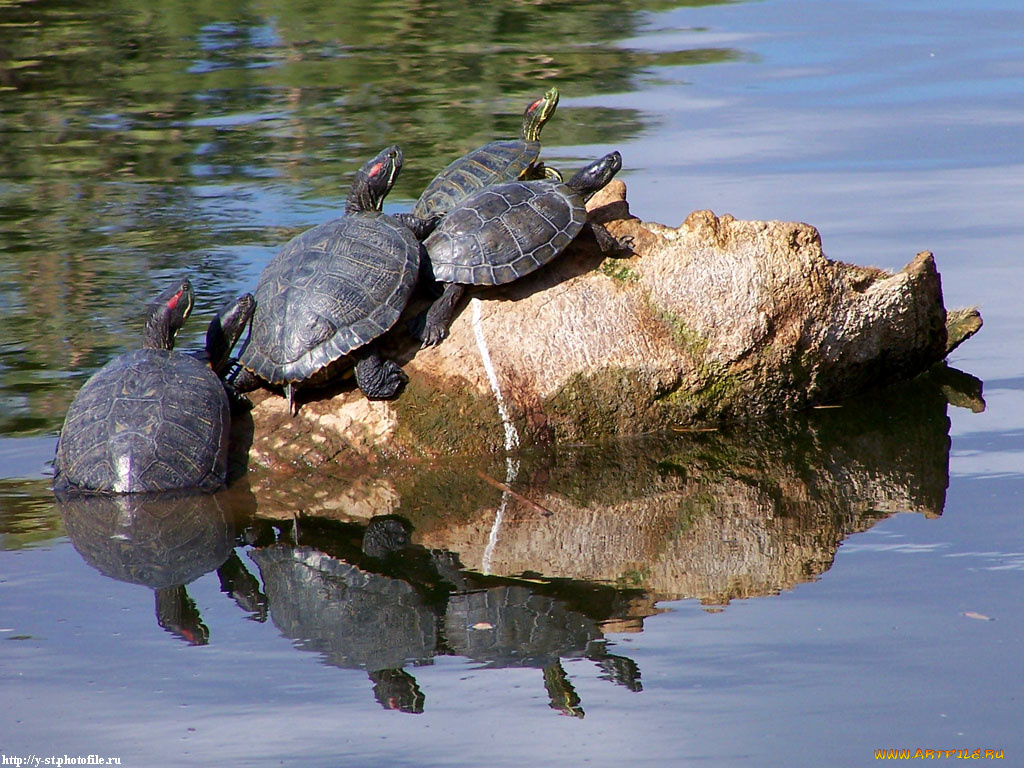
top-left (1, 0), bottom-right (1023, 765)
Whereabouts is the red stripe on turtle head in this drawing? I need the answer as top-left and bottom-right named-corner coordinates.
top-left (367, 161), bottom-right (384, 179)
top-left (166, 290), bottom-right (183, 310)
top-left (528, 98), bottom-right (543, 112)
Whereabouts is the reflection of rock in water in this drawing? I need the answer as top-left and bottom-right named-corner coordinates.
top-left (248, 368), bottom-right (966, 611)
top-left (58, 490), bottom-right (263, 643)
top-left (233, 369), bottom-right (978, 713)
top-left (409, 369), bottom-right (964, 605)
top-left (250, 545), bottom-right (439, 673)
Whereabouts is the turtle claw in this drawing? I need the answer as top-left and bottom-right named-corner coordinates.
top-left (408, 312), bottom-right (447, 347)
top-left (419, 324), bottom-right (448, 349)
top-left (225, 385), bottom-right (253, 412)
top-left (286, 382), bottom-right (300, 416)
top-left (416, 282), bottom-right (463, 348)
top-left (588, 221), bottom-right (633, 257)
top-left (409, 313), bottom-right (450, 348)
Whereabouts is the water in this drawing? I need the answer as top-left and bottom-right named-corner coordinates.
top-left (2, 0), bottom-right (1022, 765)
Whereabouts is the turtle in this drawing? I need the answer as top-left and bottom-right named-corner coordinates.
top-left (233, 145), bottom-right (436, 415)
top-left (415, 150), bottom-right (626, 347)
top-left (53, 278), bottom-right (256, 495)
top-left (411, 88), bottom-right (562, 220)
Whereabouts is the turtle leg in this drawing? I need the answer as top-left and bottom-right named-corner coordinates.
top-left (542, 164), bottom-right (564, 182)
top-left (228, 366), bottom-right (260, 393)
top-left (222, 365), bottom-right (258, 411)
top-left (585, 221), bottom-right (634, 256)
top-left (353, 344), bottom-right (407, 399)
top-left (393, 212), bottom-right (441, 240)
top-left (419, 282), bottom-right (466, 348)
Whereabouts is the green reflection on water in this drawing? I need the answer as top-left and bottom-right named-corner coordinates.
top-left (0, 0), bottom-right (741, 437)
top-left (0, 479), bottom-right (63, 549)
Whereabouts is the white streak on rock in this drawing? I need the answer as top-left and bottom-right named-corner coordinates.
top-left (471, 297), bottom-right (519, 452)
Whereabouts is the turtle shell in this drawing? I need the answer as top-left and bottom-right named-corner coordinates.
top-left (54, 349), bottom-right (231, 494)
top-left (412, 138), bottom-right (541, 220)
top-left (240, 212), bottom-right (420, 385)
top-left (424, 178), bottom-right (586, 286)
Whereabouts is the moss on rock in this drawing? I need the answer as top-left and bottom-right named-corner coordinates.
top-left (392, 372), bottom-right (507, 456)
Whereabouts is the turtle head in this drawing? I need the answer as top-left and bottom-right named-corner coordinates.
top-left (143, 277), bottom-right (194, 350)
top-left (521, 87), bottom-right (559, 142)
top-left (567, 151), bottom-right (622, 203)
top-left (205, 292), bottom-right (255, 377)
top-left (346, 144), bottom-right (403, 214)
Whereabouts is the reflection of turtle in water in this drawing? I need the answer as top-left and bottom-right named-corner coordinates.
top-left (248, 514), bottom-right (642, 715)
top-left (59, 491), bottom-right (265, 645)
top-left (250, 521), bottom-right (440, 714)
top-left (248, 514), bottom-right (471, 713)
top-left (445, 585), bottom-right (641, 717)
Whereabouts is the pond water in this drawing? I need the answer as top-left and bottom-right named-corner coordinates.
top-left (2, 0), bottom-right (1022, 765)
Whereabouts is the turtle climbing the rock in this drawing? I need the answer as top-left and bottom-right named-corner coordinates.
top-left (416, 150), bottom-right (627, 348)
top-left (412, 88), bottom-right (561, 220)
top-left (234, 145), bottom-right (437, 414)
top-left (54, 278), bottom-right (255, 494)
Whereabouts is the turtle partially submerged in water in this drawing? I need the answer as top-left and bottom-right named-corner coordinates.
top-left (54, 278), bottom-right (255, 494)
top-left (412, 88), bottom-right (561, 220)
top-left (234, 145), bottom-right (436, 414)
top-left (416, 151), bottom-right (627, 347)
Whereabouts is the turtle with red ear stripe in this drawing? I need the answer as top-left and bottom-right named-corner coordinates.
top-left (54, 278), bottom-right (255, 494)
top-left (234, 145), bottom-right (438, 415)
top-left (412, 88), bottom-right (562, 220)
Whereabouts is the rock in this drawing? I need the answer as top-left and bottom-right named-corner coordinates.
top-left (241, 180), bottom-right (981, 466)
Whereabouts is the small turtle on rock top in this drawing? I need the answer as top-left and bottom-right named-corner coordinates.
top-left (412, 88), bottom-right (562, 220)
top-left (54, 278), bottom-right (255, 494)
top-left (415, 150), bottom-right (629, 348)
top-left (233, 145), bottom-right (437, 414)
